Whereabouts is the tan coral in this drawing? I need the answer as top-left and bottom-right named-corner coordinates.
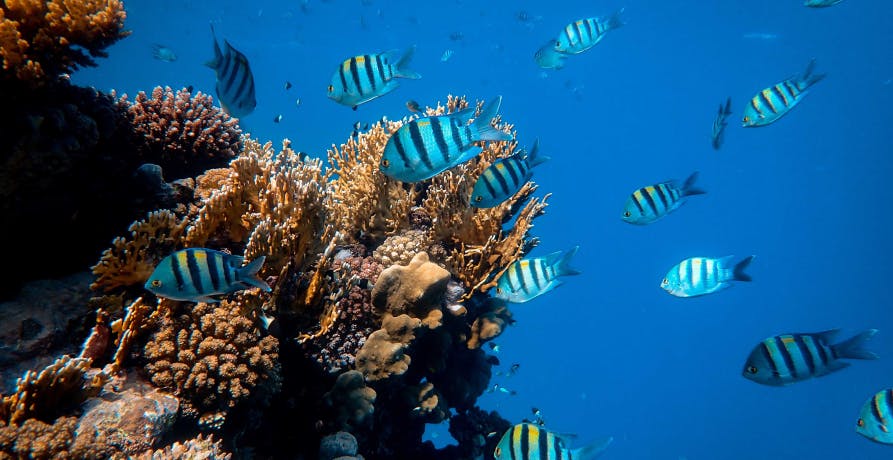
top-left (131, 434), bottom-right (231, 460)
top-left (355, 314), bottom-right (420, 381)
top-left (404, 381), bottom-right (448, 424)
top-left (322, 370), bottom-right (376, 431)
top-left (0, 416), bottom-right (115, 460)
top-left (371, 252), bottom-right (450, 327)
top-left (467, 300), bottom-right (514, 349)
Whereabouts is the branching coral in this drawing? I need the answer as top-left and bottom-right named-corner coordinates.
top-left (0, 0), bottom-right (129, 86)
top-left (117, 87), bottom-right (242, 179)
top-left (132, 434), bottom-right (232, 460)
top-left (142, 300), bottom-right (280, 424)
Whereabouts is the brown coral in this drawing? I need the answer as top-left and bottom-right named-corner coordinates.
top-left (355, 314), bottom-right (420, 381)
top-left (322, 370), bottom-right (376, 432)
top-left (132, 434), bottom-right (231, 460)
top-left (0, 0), bottom-right (129, 85)
top-left (467, 300), bottom-right (514, 349)
top-left (371, 252), bottom-right (451, 327)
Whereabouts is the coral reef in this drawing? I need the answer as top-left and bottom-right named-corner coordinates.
top-left (322, 370), bottom-right (376, 432)
top-left (319, 431), bottom-right (363, 460)
top-left (133, 434), bottom-right (231, 460)
top-left (371, 252), bottom-right (451, 326)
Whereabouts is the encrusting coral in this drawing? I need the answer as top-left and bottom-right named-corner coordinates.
top-left (322, 370), bottom-right (376, 432)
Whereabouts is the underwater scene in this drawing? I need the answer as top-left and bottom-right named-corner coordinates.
top-left (1, 0), bottom-right (892, 458)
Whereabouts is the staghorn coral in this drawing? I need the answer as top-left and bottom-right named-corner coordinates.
top-left (0, 0), bottom-right (129, 86)
top-left (142, 300), bottom-right (280, 424)
top-left (322, 370), bottom-right (376, 432)
top-left (117, 87), bottom-right (242, 179)
top-left (355, 314), bottom-right (420, 381)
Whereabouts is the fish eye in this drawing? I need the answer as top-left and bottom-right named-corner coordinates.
top-left (327, 84), bottom-right (333, 92)
top-left (857, 418), bottom-right (865, 428)
top-left (496, 287), bottom-right (503, 294)
top-left (494, 447), bottom-right (501, 457)
top-left (743, 116), bottom-right (750, 123)
top-left (661, 278), bottom-right (668, 285)
top-left (381, 159), bottom-right (390, 168)
top-left (623, 210), bottom-right (631, 218)
top-left (151, 279), bottom-right (162, 287)
top-left (554, 40), bottom-right (560, 48)
top-left (747, 365), bottom-right (758, 374)
top-left (475, 196), bottom-right (483, 202)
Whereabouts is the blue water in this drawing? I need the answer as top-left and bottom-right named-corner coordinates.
top-left (75, 1), bottom-right (893, 458)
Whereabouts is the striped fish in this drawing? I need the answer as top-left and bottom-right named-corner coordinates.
top-left (327, 48), bottom-right (421, 110)
top-left (743, 329), bottom-right (878, 386)
top-left (205, 25), bottom-right (256, 118)
top-left (554, 9), bottom-right (625, 55)
top-left (471, 139), bottom-right (549, 208)
top-left (494, 423), bottom-right (613, 460)
top-left (381, 96), bottom-right (513, 182)
top-left (144, 248), bottom-right (271, 303)
top-left (712, 97), bottom-right (732, 150)
top-left (494, 246), bottom-right (580, 303)
top-left (857, 388), bottom-right (893, 444)
top-left (534, 40), bottom-right (568, 70)
top-left (804, 0), bottom-right (843, 7)
top-left (661, 255), bottom-right (754, 298)
top-left (742, 59), bottom-right (825, 127)
top-left (622, 172), bottom-right (706, 225)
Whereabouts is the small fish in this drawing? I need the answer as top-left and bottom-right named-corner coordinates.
top-left (145, 248), bottom-right (271, 303)
top-left (406, 99), bottom-right (421, 112)
top-left (441, 49), bottom-right (454, 62)
top-left (381, 96), bottom-right (513, 182)
top-left (205, 25), bottom-right (257, 118)
top-left (712, 98), bottom-right (733, 150)
top-left (471, 139), bottom-right (548, 208)
top-left (186, 85), bottom-right (194, 93)
top-left (534, 40), bottom-right (568, 69)
top-left (622, 172), bottom-right (706, 225)
top-left (488, 342), bottom-right (501, 353)
top-left (273, 114), bottom-right (283, 123)
top-left (494, 423), bottom-right (613, 460)
top-left (743, 59), bottom-right (825, 127)
top-left (661, 255), bottom-right (754, 298)
top-left (327, 47), bottom-right (421, 110)
top-left (531, 407), bottom-right (546, 426)
top-left (295, 98), bottom-right (302, 107)
top-left (487, 383), bottom-right (517, 395)
top-left (151, 44), bottom-right (177, 62)
top-left (804, 0), bottom-right (843, 7)
top-left (857, 388), bottom-right (893, 444)
top-left (285, 81), bottom-right (293, 90)
top-left (554, 9), bottom-right (625, 55)
top-left (494, 246), bottom-right (581, 303)
top-left (742, 32), bottom-right (779, 40)
top-left (449, 31), bottom-right (464, 41)
top-left (743, 329), bottom-right (878, 386)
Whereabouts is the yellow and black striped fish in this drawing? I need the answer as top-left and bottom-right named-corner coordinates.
top-left (857, 388), bottom-right (893, 444)
top-left (144, 248), bottom-right (270, 302)
top-left (471, 139), bottom-right (549, 208)
top-left (494, 423), bottom-right (613, 460)
top-left (327, 48), bottom-right (421, 110)
top-left (494, 246), bottom-right (580, 303)
top-left (622, 172), bottom-right (706, 225)
top-left (742, 329), bottom-right (878, 386)
top-left (742, 59), bottom-right (825, 127)
top-left (206, 25), bottom-right (256, 118)
top-left (553, 9), bottom-right (625, 55)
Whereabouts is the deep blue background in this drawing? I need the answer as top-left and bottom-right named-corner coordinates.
top-left (75, 1), bottom-right (893, 458)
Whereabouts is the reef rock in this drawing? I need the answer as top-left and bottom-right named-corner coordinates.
top-left (371, 252), bottom-right (450, 327)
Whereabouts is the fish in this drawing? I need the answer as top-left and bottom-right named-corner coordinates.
top-left (743, 329), bottom-right (878, 386)
top-left (487, 383), bottom-right (517, 395)
top-left (554, 9), bottom-right (625, 55)
top-left (381, 96), bottom-right (513, 182)
top-left (327, 47), bottom-right (421, 110)
top-left (742, 59), bottom-right (825, 127)
top-left (804, 0), bottom-right (843, 7)
top-left (661, 255), bottom-right (754, 298)
top-left (285, 81), bottom-right (293, 90)
top-left (622, 172), bottom-right (706, 225)
top-left (273, 114), bottom-right (282, 123)
top-left (488, 342), bottom-right (501, 353)
top-left (151, 44), bottom-right (177, 62)
top-left (145, 248), bottom-right (271, 303)
top-left (406, 99), bottom-right (421, 112)
top-left (441, 49), bottom-right (454, 62)
top-left (471, 139), bottom-right (549, 208)
top-left (205, 25), bottom-right (257, 118)
top-left (534, 40), bottom-right (569, 69)
top-left (494, 246), bottom-right (581, 303)
top-left (742, 32), bottom-right (779, 40)
top-left (856, 388), bottom-right (893, 444)
top-left (493, 423), bottom-right (613, 460)
top-left (712, 98), bottom-right (733, 150)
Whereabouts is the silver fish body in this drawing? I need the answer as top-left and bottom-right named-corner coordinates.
top-left (742, 59), bottom-right (825, 127)
top-left (328, 47), bottom-right (421, 110)
top-left (494, 246), bottom-right (580, 303)
top-left (494, 423), bottom-right (613, 460)
top-left (145, 248), bottom-right (271, 303)
top-left (471, 139), bottom-right (548, 208)
top-left (534, 40), bottom-right (568, 69)
top-left (622, 172), bottom-right (705, 225)
top-left (804, 0), bottom-right (843, 7)
top-left (857, 388), bottom-right (893, 444)
top-left (206, 25), bottom-right (256, 118)
top-left (661, 255), bottom-right (753, 297)
top-left (554, 9), bottom-right (625, 55)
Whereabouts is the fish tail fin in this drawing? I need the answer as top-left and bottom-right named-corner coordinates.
top-left (723, 97), bottom-right (733, 116)
top-left (799, 58), bottom-right (826, 89)
top-left (732, 255), bottom-right (755, 282)
top-left (549, 245), bottom-right (582, 277)
top-left (473, 96), bottom-right (513, 142)
top-left (681, 171), bottom-right (706, 196)
top-left (605, 8), bottom-right (626, 30)
top-left (237, 256), bottom-right (272, 292)
top-left (570, 436), bottom-right (614, 460)
top-left (394, 45), bottom-right (422, 79)
top-left (205, 23), bottom-right (223, 69)
top-left (526, 139), bottom-right (550, 168)
top-left (832, 329), bottom-right (880, 360)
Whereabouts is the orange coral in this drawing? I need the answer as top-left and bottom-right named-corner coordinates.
top-left (1, 0), bottom-right (129, 85)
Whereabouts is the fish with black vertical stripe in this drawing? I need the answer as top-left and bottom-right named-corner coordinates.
top-left (493, 423), bottom-right (613, 460)
top-left (494, 246), bottom-right (580, 303)
top-left (381, 96), bottom-right (513, 182)
top-left (554, 9), bottom-right (625, 55)
top-left (471, 139), bottom-right (549, 208)
top-left (205, 25), bottom-right (257, 118)
top-left (661, 255), bottom-right (754, 297)
top-left (327, 47), bottom-right (421, 110)
top-left (804, 0), bottom-right (843, 7)
top-left (145, 248), bottom-right (271, 302)
top-left (712, 97), bottom-right (733, 150)
top-left (742, 59), bottom-right (825, 127)
top-left (857, 388), bottom-right (893, 444)
top-left (622, 172), bottom-right (706, 225)
top-left (743, 329), bottom-right (878, 386)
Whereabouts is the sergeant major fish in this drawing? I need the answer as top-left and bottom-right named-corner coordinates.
top-left (742, 59), bottom-right (825, 127)
top-left (743, 329), bottom-right (878, 386)
top-left (622, 172), bottom-right (706, 225)
top-left (327, 47), bottom-right (421, 110)
top-left (145, 248), bottom-right (271, 303)
top-left (804, 0), bottom-right (843, 7)
top-left (553, 9), bottom-right (625, 55)
top-left (494, 423), bottom-right (613, 460)
top-left (471, 139), bottom-right (549, 208)
top-left (534, 40), bottom-right (569, 70)
top-left (495, 246), bottom-right (580, 303)
top-left (206, 25), bottom-right (257, 118)
top-left (661, 255), bottom-right (754, 297)
top-left (712, 98), bottom-right (733, 150)
top-left (381, 96), bottom-right (513, 182)
top-left (857, 388), bottom-right (893, 444)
